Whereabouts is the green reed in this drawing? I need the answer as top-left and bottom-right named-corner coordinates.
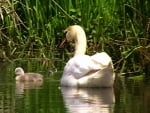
top-left (0, 0), bottom-right (149, 75)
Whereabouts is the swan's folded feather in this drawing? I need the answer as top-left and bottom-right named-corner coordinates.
top-left (63, 53), bottom-right (112, 79)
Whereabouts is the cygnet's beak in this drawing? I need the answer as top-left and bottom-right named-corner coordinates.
top-left (59, 38), bottom-right (67, 48)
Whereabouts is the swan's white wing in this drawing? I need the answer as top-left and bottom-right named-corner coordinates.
top-left (91, 52), bottom-right (113, 68)
top-left (63, 55), bottom-right (95, 79)
top-left (63, 52), bottom-right (112, 79)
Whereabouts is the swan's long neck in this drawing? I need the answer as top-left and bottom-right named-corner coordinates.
top-left (74, 30), bottom-right (87, 56)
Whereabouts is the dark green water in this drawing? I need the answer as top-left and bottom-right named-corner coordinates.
top-left (0, 58), bottom-right (150, 113)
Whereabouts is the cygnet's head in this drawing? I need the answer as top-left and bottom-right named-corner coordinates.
top-left (15, 67), bottom-right (25, 76)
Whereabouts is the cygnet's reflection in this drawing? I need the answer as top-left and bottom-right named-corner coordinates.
top-left (61, 87), bottom-right (115, 113)
top-left (15, 81), bottom-right (43, 96)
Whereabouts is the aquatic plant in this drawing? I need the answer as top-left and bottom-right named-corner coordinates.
top-left (0, 0), bottom-right (149, 75)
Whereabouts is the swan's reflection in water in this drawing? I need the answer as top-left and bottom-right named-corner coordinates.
top-left (61, 87), bottom-right (115, 113)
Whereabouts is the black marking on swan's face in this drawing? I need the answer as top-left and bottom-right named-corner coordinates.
top-left (63, 30), bottom-right (68, 37)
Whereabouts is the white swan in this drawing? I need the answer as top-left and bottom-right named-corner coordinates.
top-left (15, 67), bottom-right (43, 82)
top-left (60, 25), bottom-right (115, 87)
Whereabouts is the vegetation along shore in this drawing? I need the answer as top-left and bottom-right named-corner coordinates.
top-left (0, 0), bottom-right (149, 75)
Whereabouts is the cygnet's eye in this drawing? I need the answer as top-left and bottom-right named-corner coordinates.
top-left (15, 69), bottom-right (20, 73)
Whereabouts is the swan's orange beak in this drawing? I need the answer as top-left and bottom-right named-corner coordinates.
top-left (59, 38), bottom-right (67, 48)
